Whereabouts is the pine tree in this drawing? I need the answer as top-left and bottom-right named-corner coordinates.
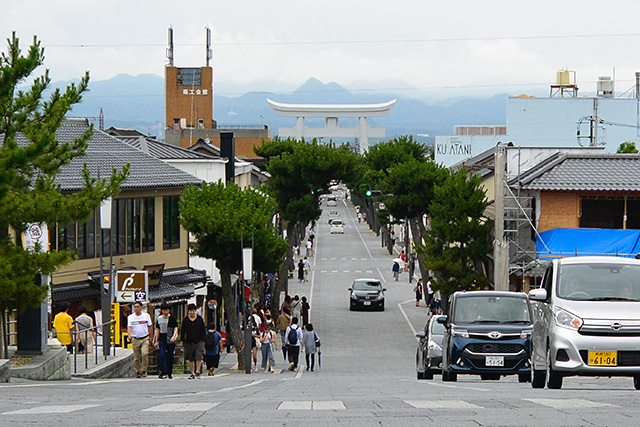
top-left (0, 33), bottom-right (127, 356)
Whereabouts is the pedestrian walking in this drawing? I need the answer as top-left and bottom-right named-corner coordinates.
top-left (205, 323), bottom-right (222, 376)
top-left (260, 323), bottom-right (277, 373)
top-left (414, 280), bottom-right (423, 307)
top-left (127, 301), bottom-right (153, 378)
top-left (309, 228), bottom-right (315, 242)
top-left (425, 276), bottom-right (434, 308)
top-left (53, 302), bottom-right (74, 353)
top-left (75, 305), bottom-right (95, 354)
top-left (276, 307), bottom-right (291, 361)
top-left (302, 323), bottom-right (319, 372)
top-left (285, 317), bottom-right (303, 371)
top-left (181, 303), bottom-right (206, 379)
top-left (154, 303), bottom-right (178, 379)
top-left (306, 239), bottom-right (313, 257)
top-left (392, 261), bottom-right (400, 281)
top-left (357, 211), bottom-right (363, 223)
top-left (297, 259), bottom-right (304, 282)
top-left (303, 257), bottom-right (311, 282)
top-left (251, 316), bottom-right (261, 369)
top-left (300, 296), bottom-right (310, 327)
top-left (291, 295), bottom-right (301, 320)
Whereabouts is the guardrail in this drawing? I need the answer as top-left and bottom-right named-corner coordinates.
top-left (71, 320), bottom-right (116, 374)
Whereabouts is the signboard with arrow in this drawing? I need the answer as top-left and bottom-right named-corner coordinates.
top-left (116, 270), bottom-right (148, 303)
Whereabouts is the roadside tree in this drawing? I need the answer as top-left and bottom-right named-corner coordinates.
top-left (420, 168), bottom-right (493, 304)
top-left (180, 181), bottom-right (286, 370)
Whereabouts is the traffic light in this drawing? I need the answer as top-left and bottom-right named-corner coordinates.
top-left (366, 190), bottom-right (372, 197)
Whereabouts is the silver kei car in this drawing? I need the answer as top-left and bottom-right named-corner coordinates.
top-left (529, 256), bottom-right (640, 390)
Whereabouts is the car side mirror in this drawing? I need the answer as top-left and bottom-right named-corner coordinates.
top-left (415, 331), bottom-right (426, 339)
top-left (348, 288), bottom-right (352, 292)
top-left (436, 315), bottom-right (447, 325)
top-left (383, 288), bottom-right (387, 292)
top-left (528, 288), bottom-right (548, 302)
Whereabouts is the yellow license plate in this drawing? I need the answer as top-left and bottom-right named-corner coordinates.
top-left (588, 351), bottom-right (617, 366)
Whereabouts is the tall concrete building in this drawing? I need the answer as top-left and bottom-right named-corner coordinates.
top-left (163, 27), bottom-right (270, 160)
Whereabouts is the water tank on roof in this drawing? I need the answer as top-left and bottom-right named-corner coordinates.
top-left (556, 69), bottom-right (571, 86)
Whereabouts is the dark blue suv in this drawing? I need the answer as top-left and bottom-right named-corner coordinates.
top-left (438, 291), bottom-right (533, 382)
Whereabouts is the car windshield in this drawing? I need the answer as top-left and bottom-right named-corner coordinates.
top-left (557, 263), bottom-right (640, 301)
top-left (430, 319), bottom-right (445, 335)
top-left (353, 281), bottom-right (381, 291)
top-left (332, 220), bottom-right (343, 225)
top-left (452, 296), bottom-right (531, 324)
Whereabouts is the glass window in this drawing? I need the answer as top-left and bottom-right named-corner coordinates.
top-left (57, 223), bottom-right (76, 251)
top-left (352, 280), bottom-right (382, 291)
top-left (452, 296), bottom-right (531, 324)
top-left (581, 198), bottom-right (624, 228)
top-left (127, 198), bottom-right (141, 254)
top-left (177, 68), bottom-right (202, 86)
top-left (142, 197), bottom-right (155, 252)
top-left (102, 198), bottom-right (127, 256)
top-left (78, 212), bottom-right (96, 259)
top-left (163, 196), bottom-right (180, 249)
top-left (557, 263), bottom-right (640, 301)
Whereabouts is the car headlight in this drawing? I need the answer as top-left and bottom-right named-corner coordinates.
top-left (554, 308), bottom-right (583, 330)
top-left (451, 328), bottom-right (469, 338)
top-left (351, 293), bottom-right (358, 300)
top-left (428, 340), bottom-right (442, 351)
top-left (376, 293), bottom-right (384, 300)
top-left (520, 328), bottom-right (533, 339)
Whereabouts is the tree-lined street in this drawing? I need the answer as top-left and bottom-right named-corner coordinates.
top-left (1, 193), bottom-right (639, 426)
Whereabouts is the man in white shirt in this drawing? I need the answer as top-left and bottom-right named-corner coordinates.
top-left (306, 239), bottom-right (313, 257)
top-left (303, 257), bottom-right (311, 282)
top-left (127, 301), bottom-right (153, 378)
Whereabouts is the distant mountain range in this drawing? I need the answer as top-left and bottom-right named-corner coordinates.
top-left (59, 74), bottom-right (510, 143)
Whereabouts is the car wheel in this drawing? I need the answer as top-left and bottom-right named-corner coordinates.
top-left (424, 371), bottom-right (434, 380)
top-left (634, 375), bottom-right (640, 390)
top-left (546, 348), bottom-right (563, 389)
top-left (349, 304), bottom-right (354, 311)
top-left (481, 374), bottom-right (500, 380)
top-left (442, 370), bottom-right (457, 382)
top-left (518, 373), bottom-right (529, 383)
top-left (531, 368), bottom-right (546, 389)
top-left (417, 370), bottom-right (425, 380)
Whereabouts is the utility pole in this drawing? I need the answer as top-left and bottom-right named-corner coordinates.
top-left (493, 143), bottom-right (509, 291)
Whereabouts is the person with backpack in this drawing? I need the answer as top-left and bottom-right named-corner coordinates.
top-left (302, 323), bottom-right (320, 372)
top-left (276, 307), bottom-right (291, 361)
top-left (260, 323), bottom-right (277, 373)
top-left (285, 316), bottom-right (303, 371)
top-left (204, 323), bottom-right (222, 376)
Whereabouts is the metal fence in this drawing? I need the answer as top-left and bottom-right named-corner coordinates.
top-left (71, 320), bottom-right (116, 374)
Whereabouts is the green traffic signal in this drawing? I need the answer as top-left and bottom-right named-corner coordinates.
top-left (366, 190), bottom-right (372, 197)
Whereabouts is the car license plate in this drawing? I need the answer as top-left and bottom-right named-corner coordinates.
top-left (588, 350), bottom-right (617, 366)
top-left (486, 356), bottom-right (504, 367)
top-left (363, 301), bottom-right (371, 306)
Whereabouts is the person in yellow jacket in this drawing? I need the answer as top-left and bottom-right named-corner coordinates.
top-left (53, 302), bottom-right (74, 352)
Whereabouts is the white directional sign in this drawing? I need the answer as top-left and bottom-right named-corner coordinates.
top-left (116, 270), bottom-right (148, 303)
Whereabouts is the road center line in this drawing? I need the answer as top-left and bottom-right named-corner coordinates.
top-left (398, 299), bottom-right (419, 340)
top-left (344, 200), bottom-right (374, 259)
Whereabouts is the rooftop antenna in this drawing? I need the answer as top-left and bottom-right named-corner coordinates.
top-left (206, 26), bottom-right (212, 67)
top-left (98, 108), bottom-right (104, 131)
top-left (167, 26), bottom-right (174, 66)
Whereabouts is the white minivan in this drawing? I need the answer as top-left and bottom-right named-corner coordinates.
top-left (528, 256), bottom-right (640, 390)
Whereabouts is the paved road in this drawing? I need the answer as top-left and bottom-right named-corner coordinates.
top-left (2, 194), bottom-right (640, 426)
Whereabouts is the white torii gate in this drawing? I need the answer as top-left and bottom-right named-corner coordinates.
top-left (267, 99), bottom-right (396, 153)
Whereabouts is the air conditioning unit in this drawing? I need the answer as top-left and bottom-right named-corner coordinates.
top-left (597, 76), bottom-right (614, 98)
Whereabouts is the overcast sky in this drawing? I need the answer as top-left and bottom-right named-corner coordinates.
top-left (4, 0), bottom-right (640, 98)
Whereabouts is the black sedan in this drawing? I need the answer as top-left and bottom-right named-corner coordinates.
top-left (416, 315), bottom-right (445, 379)
top-left (349, 278), bottom-right (386, 311)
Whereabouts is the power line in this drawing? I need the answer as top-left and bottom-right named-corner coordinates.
top-left (46, 32), bottom-right (640, 48)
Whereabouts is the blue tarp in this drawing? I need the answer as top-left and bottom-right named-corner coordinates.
top-left (536, 228), bottom-right (640, 259)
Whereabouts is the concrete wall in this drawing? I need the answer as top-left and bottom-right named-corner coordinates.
top-left (72, 349), bottom-right (135, 379)
top-left (11, 348), bottom-right (70, 381)
top-left (0, 359), bottom-right (9, 383)
top-left (165, 66), bottom-right (213, 129)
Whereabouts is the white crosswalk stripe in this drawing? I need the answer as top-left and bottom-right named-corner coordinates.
top-left (278, 401), bottom-right (345, 410)
top-left (3, 404), bottom-right (100, 415)
top-left (404, 400), bottom-right (482, 409)
top-left (142, 402), bottom-right (220, 412)
top-left (523, 398), bottom-right (620, 408)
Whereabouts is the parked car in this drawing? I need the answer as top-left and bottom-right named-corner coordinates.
top-left (416, 315), bottom-right (445, 379)
top-left (330, 219), bottom-right (344, 234)
top-left (528, 256), bottom-right (640, 390)
top-left (327, 196), bottom-right (337, 207)
top-left (439, 291), bottom-right (533, 382)
top-left (349, 278), bottom-right (386, 311)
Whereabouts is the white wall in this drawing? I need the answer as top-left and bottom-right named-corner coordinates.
top-left (435, 135), bottom-right (504, 167)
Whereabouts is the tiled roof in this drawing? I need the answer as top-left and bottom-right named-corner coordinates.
top-left (107, 130), bottom-right (216, 161)
top-left (518, 153), bottom-right (640, 191)
top-left (148, 282), bottom-right (194, 303)
top-left (14, 119), bottom-right (202, 191)
top-left (52, 281), bottom-right (101, 303)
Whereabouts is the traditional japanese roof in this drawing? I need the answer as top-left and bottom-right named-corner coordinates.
top-left (51, 280), bottom-right (101, 304)
top-left (515, 153), bottom-right (640, 192)
top-left (14, 119), bottom-right (202, 192)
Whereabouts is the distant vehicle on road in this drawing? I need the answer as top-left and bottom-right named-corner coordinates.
top-left (416, 315), bottom-right (445, 379)
top-left (528, 256), bottom-right (640, 390)
top-left (326, 196), bottom-right (337, 207)
top-left (330, 219), bottom-right (344, 234)
top-left (328, 210), bottom-right (339, 224)
top-left (439, 291), bottom-right (533, 383)
top-left (349, 278), bottom-right (386, 311)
